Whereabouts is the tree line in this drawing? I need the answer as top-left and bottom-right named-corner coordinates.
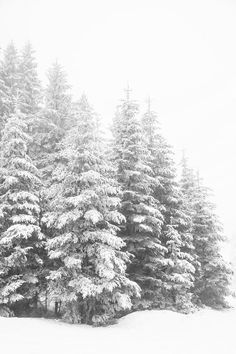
top-left (0, 42), bottom-right (232, 325)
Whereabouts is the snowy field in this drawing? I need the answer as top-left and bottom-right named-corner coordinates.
top-left (1, 301), bottom-right (236, 354)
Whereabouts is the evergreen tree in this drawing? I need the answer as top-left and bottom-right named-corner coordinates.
top-left (18, 42), bottom-right (41, 116)
top-left (45, 61), bottom-right (71, 131)
top-left (0, 42), bottom-right (19, 115)
top-left (0, 42), bottom-right (19, 136)
top-left (43, 94), bottom-right (140, 325)
top-left (28, 62), bottom-right (74, 313)
top-left (0, 109), bottom-right (44, 314)
top-left (112, 90), bottom-right (166, 309)
top-left (17, 42), bottom-right (43, 165)
top-left (0, 73), bottom-right (9, 137)
top-left (181, 158), bottom-right (232, 308)
top-left (34, 62), bottom-right (72, 179)
top-left (141, 102), bottom-right (195, 311)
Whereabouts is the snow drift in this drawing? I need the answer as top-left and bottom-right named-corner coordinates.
top-left (0, 305), bottom-right (235, 354)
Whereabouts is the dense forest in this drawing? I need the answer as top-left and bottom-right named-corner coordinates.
top-left (0, 42), bottom-right (232, 326)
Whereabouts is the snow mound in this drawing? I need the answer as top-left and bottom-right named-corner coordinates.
top-left (0, 307), bottom-right (235, 354)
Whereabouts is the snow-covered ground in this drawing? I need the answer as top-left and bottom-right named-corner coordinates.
top-left (1, 301), bottom-right (236, 354)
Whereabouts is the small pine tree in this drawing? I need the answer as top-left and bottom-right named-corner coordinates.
top-left (180, 157), bottom-right (232, 308)
top-left (43, 94), bottom-right (140, 325)
top-left (0, 109), bottom-right (44, 314)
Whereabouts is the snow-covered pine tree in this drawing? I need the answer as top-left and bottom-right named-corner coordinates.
top-left (35, 62), bottom-right (72, 179)
top-left (18, 42), bottom-right (41, 116)
top-left (141, 102), bottom-right (195, 311)
top-left (112, 90), bottom-right (166, 309)
top-left (27, 62), bottom-right (74, 313)
top-left (181, 158), bottom-right (232, 308)
top-left (45, 61), bottom-right (72, 131)
top-left (0, 42), bottom-right (19, 115)
top-left (0, 71), bottom-right (9, 138)
top-left (17, 43), bottom-right (43, 164)
top-left (43, 94), bottom-right (140, 325)
top-left (194, 185), bottom-right (233, 309)
top-left (0, 109), bottom-right (44, 315)
top-left (0, 42), bottom-right (19, 136)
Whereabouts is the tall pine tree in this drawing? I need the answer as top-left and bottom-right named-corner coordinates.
top-left (29, 62), bottom-right (74, 313)
top-left (0, 109), bottom-right (44, 314)
top-left (141, 102), bottom-right (195, 311)
top-left (0, 72), bottom-right (9, 137)
top-left (18, 42), bottom-right (41, 116)
top-left (35, 62), bottom-right (72, 179)
top-left (112, 90), bottom-right (167, 309)
top-left (43, 94), bottom-right (140, 325)
top-left (0, 42), bottom-right (19, 114)
top-left (0, 42), bottom-right (19, 136)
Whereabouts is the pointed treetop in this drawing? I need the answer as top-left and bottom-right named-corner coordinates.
top-left (124, 83), bottom-right (132, 101)
top-left (6, 40), bottom-right (16, 52)
top-left (181, 148), bottom-right (186, 163)
top-left (22, 41), bottom-right (33, 53)
top-left (80, 92), bottom-right (88, 103)
top-left (196, 169), bottom-right (200, 187)
top-left (147, 96), bottom-right (151, 113)
top-left (79, 93), bottom-right (92, 113)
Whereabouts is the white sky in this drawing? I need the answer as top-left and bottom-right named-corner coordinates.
top-left (0, 0), bottom-right (236, 239)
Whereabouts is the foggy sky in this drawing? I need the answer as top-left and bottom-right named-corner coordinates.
top-left (0, 0), bottom-right (235, 239)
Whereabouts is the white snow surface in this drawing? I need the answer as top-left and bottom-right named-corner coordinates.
top-left (1, 300), bottom-right (236, 354)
